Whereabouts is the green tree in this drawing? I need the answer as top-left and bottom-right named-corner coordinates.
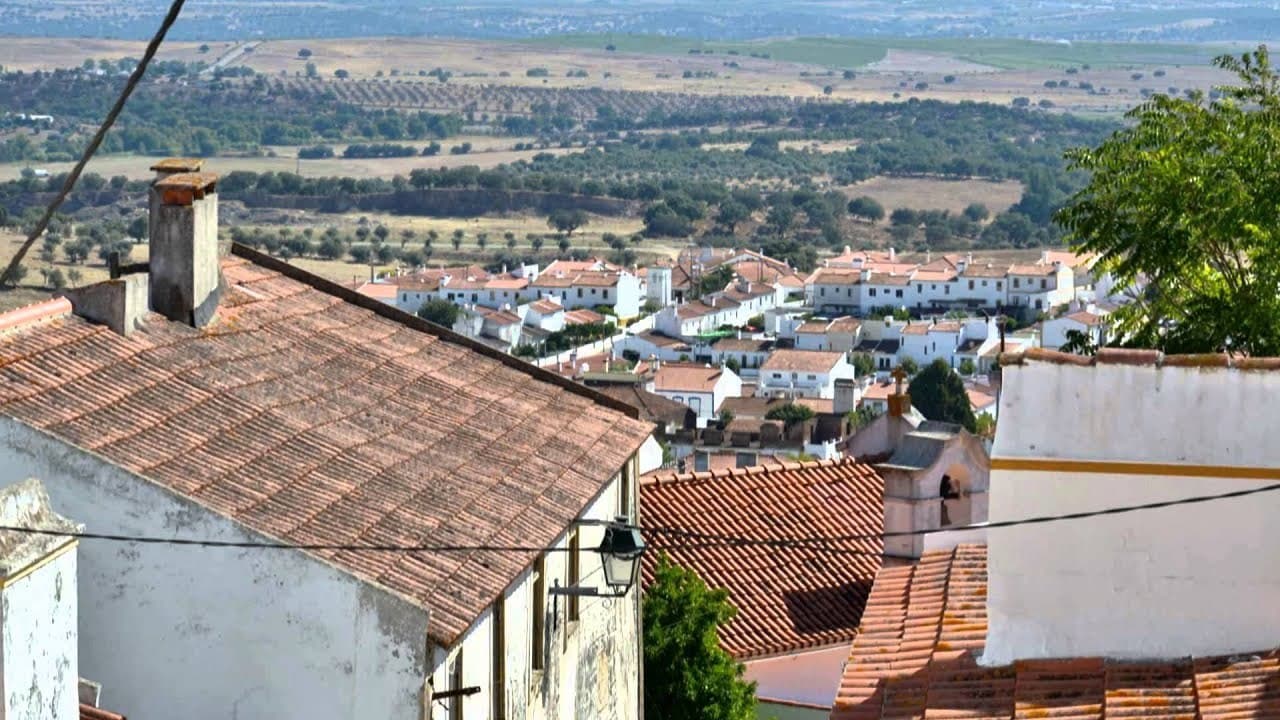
top-left (476, 232), bottom-right (488, 251)
top-left (529, 234), bottom-right (545, 252)
top-left (907, 358), bottom-right (976, 431)
top-left (962, 203), bottom-right (990, 222)
top-left (451, 229), bottom-right (464, 251)
top-left (557, 235), bottom-right (571, 255)
top-left (416, 298), bottom-right (459, 327)
top-left (852, 352), bottom-right (876, 377)
top-left (723, 356), bottom-right (740, 374)
top-left (547, 208), bottom-right (589, 238)
top-left (1059, 329), bottom-right (1098, 356)
top-left (899, 357), bottom-right (920, 376)
top-left (1057, 46), bottom-right (1280, 354)
top-left (764, 402), bottom-right (816, 431)
top-left (848, 196), bottom-right (885, 221)
top-left (715, 200), bottom-right (750, 234)
top-left (958, 358), bottom-right (977, 376)
top-left (643, 555), bottom-right (756, 720)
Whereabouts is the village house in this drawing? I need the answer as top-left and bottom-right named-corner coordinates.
top-left (613, 329), bottom-right (692, 364)
top-left (641, 460), bottom-right (885, 717)
top-left (830, 347), bottom-right (1280, 719)
top-left (707, 335), bottom-right (775, 375)
top-left (795, 316), bottom-right (862, 352)
top-left (758, 349), bottom-right (859, 400)
top-left (1041, 306), bottom-right (1110, 351)
top-left (528, 259), bottom-right (644, 319)
top-left (0, 165), bottom-right (653, 720)
top-left (652, 362), bottom-right (742, 427)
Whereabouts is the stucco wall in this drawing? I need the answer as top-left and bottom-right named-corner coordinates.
top-left (744, 645), bottom-right (849, 709)
top-left (428, 466), bottom-right (641, 720)
top-left (0, 419), bottom-right (431, 720)
top-left (985, 360), bottom-right (1280, 664)
top-left (2, 545), bottom-right (78, 720)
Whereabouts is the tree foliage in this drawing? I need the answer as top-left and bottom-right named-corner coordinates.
top-left (643, 554), bottom-right (756, 720)
top-left (764, 402), bottom-right (816, 429)
top-left (416, 298), bottom-right (459, 327)
top-left (908, 358), bottom-right (976, 432)
top-left (1058, 46), bottom-right (1280, 354)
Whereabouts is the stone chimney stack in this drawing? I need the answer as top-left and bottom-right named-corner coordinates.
top-left (149, 171), bottom-right (223, 327)
top-left (887, 366), bottom-right (911, 417)
top-left (833, 377), bottom-right (857, 415)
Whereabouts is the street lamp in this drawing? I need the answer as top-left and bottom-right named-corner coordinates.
top-left (550, 516), bottom-right (646, 600)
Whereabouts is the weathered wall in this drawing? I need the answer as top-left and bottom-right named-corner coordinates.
top-left (985, 360), bottom-right (1280, 664)
top-left (0, 419), bottom-right (431, 720)
top-left (1, 545), bottom-right (78, 720)
top-left (428, 462), bottom-right (641, 720)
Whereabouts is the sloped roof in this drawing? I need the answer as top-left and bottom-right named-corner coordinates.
top-left (0, 246), bottom-right (652, 648)
top-left (641, 459), bottom-right (884, 659)
top-left (596, 385), bottom-right (693, 427)
top-left (830, 545), bottom-right (1280, 720)
top-left (762, 349), bottom-right (845, 373)
top-left (654, 363), bottom-right (725, 393)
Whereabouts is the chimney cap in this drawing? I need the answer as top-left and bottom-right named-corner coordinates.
top-left (155, 172), bottom-right (218, 192)
top-left (150, 158), bottom-right (204, 173)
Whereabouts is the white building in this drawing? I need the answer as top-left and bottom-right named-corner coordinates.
top-left (0, 479), bottom-right (82, 720)
top-left (757, 350), bottom-right (859, 400)
top-left (987, 347), bottom-right (1280, 663)
top-left (653, 363), bottom-right (743, 427)
top-left (0, 164), bottom-right (652, 720)
top-left (794, 316), bottom-right (862, 352)
top-left (524, 297), bottom-right (566, 333)
top-left (529, 260), bottom-right (644, 319)
top-left (1042, 308), bottom-right (1110, 351)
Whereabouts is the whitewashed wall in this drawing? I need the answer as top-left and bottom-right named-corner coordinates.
top-left (743, 645), bottom-right (849, 709)
top-left (2, 544), bottom-right (78, 720)
top-left (427, 463), bottom-right (641, 720)
top-left (985, 359), bottom-right (1280, 664)
top-left (0, 419), bottom-right (432, 720)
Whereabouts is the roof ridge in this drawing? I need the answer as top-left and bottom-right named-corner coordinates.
top-left (1001, 347), bottom-right (1280, 371)
top-left (0, 297), bottom-right (72, 335)
top-left (641, 456), bottom-right (863, 486)
top-left (229, 243), bottom-right (641, 420)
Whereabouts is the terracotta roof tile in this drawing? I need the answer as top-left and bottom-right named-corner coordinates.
top-left (830, 546), bottom-right (1280, 720)
top-left (641, 458), bottom-right (884, 659)
top-left (761, 349), bottom-right (846, 373)
top-left (0, 246), bottom-right (653, 648)
top-left (653, 363), bottom-right (724, 393)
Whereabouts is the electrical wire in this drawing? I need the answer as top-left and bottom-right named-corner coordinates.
top-left (3, 480), bottom-right (1277, 555)
top-left (1, 0), bottom-right (188, 286)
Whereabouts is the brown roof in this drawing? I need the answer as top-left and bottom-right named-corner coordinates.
top-left (477, 307), bottom-right (521, 325)
top-left (829, 317), bottom-right (862, 333)
top-left (866, 273), bottom-right (911, 287)
top-left (912, 269), bottom-right (956, 282)
top-left (960, 263), bottom-right (1009, 278)
top-left (596, 385), bottom-right (693, 426)
top-left (761, 349), bottom-right (846, 373)
top-left (796, 321), bottom-right (832, 334)
top-left (1064, 310), bottom-right (1104, 326)
top-left (999, 346), bottom-right (1280, 371)
top-left (830, 545), bottom-right (1280, 720)
top-left (712, 337), bottom-right (773, 353)
top-left (354, 282), bottom-right (397, 300)
top-left (641, 459), bottom-right (884, 659)
top-left (80, 705), bottom-right (126, 720)
top-left (149, 157), bottom-right (203, 172)
top-left (1008, 263), bottom-right (1057, 276)
top-left (636, 330), bottom-right (688, 349)
top-left (928, 321), bottom-right (962, 333)
top-left (654, 363), bottom-right (725, 393)
top-left (528, 298), bottom-right (562, 315)
top-left (564, 308), bottom-right (607, 325)
top-left (0, 246), bottom-right (651, 648)
top-left (808, 267), bottom-right (864, 285)
top-left (900, 324), bottom-right (929, 336)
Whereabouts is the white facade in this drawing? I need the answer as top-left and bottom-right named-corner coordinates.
top-left (743, 645), bottom-right (850, 711)
top-left (654, 367), bottom-right (742, 427)
top-left (0, 479), bottom-right (81, 720)
top-left (645, 266), bottom-right (672, 307)
top-left (529, 274), bottom-right (643, 319)
top-left (984, 356), bottom-right (1280, 665)
top-left (427, 459), bottom-right (642, 720)
top-left (1041, 312), bottom-right (1108, 351)
top-left (0, 419), bottom-right (432, 720)
top-left (757, 354), bottom-right (858, 400)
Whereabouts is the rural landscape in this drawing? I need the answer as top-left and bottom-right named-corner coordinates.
top-left (3, 3), bottom-right (1280, 720)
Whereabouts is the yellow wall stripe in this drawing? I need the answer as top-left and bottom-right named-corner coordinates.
top-left (990, 457), bottom-right (1280, 481)
top-left (0, 538), bottom-right (77, 589)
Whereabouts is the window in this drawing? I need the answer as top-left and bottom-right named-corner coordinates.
top-left (807, 374), bottom-right (817, 381)
top-left (492, 595), bottom-right (505, 719)
top-left (1040, 279), bottom-right (1047, 289)
top-left (1035, 299), bottom-right (1043, 309)
top-left (895, 289), bottom-right (903, 298)
top-left (532, 556), bottom-right (545, 671)
top-left (449, 649), bottom-right (463, 720)
top-left (694, 454), bottom-right (709, 472)
top-left (673, 395), bottom-right (683, 403)
top-left (577, 288), bottom-right (583, 298)
top-left (689, 396), bottom-right (702, 415)
top-left (773, 372), bottom-right (783, 379)
top-left (997, 281), bottom-right (1003, 290)
top-left (591, 288), bottom-right (597, 295)
top-left (869, 288), bottom-right (877, 297)
top-left (735, 452), bottom-right (757, 468)
top-left (944, 285), bottom-right (950, 295)
top-left (447, 293), bottom-right (455, 301)
top-left (1013, 278), bottom-right (1021, 289)
top-left (568, 531), bottom-right (580, 622)
top-left (820, 287), bottom-right (826, 296)
top-left (619, 460), bottom-right (632, 517)
top-left (968, 280), bottom-right (975, 290)
top-left (489, 291), bottom-right (495, 301)
top-left (982, 281), bottom-right (988, 288)
top-left (471, 294), bottom-right (478, 302)
top-left (917, 284), bottom-right (922, 293)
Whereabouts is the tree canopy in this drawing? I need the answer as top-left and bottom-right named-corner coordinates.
top-left (416, 298), bottom-right (459, 328)
top-left (907, 358), bottom-right (976, 431)
top-left (643, 554), bottom-right (756, 720)
top-left (1058, 46), bottom-right (1280, 355)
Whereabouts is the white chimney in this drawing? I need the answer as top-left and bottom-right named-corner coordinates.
top-left (833, 378), bottom-right (857, 414)
top-left (149, 171), bottom-right (222, 327)
top-left (888, 247), bottom-right (896, 262)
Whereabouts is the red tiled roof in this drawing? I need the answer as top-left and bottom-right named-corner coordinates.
top-left (80, 705), bottom-right (125, 720)
top-left (1008, 263), bottom-right (1057, 276)
top-left (928, 321), bottom-right (962, 333)
top-left (808, 268), bottom-right (864, 285)
top-left (830, 545), bottom-right (1280, 720)
top-left (0, 246), bottom-right (652, 648)
top-left (867, 273), bottom-right (912, 287)
top-left (354, 282), bottom-right (397, 301)
top-left (641, 458), bottom-right (884, 659)
top-left (564, 308), bottom-right (607, 326)
top-left (528, 299), bottom-right (562, 315)
top-left (1064, 310), bottom-right (1104, 326)
top-left (654, 363), bottom-right (725, 393)
top-left (761, 349), bottom-right (846, 373)
top-left (960, 263), bottom-right (1009, 279)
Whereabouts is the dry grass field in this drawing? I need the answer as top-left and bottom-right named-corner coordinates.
top-left (842, 177), bottom-right (1026, 215)
top-left (0, 137), bottom-right (579, 182)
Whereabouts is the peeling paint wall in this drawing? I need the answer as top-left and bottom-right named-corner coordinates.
top-left (1, 545), bottom-right (78, 720)
top-left (0, 419), bottom-right (431, 720)
top-left (428, 461), bottom-right (641, 720)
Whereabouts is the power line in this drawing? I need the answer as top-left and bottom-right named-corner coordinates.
top-left (1, 0), bottom-right (188, 286)
top-left (3, 480), bottom-right (1277, 556)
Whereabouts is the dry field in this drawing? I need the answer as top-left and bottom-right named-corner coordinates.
top-left (842, 177), bottom-right (1026, 215)
top-left (0, 38), bottom-right (222, 71)
top-left (0, 138), bottom-right (581, 182)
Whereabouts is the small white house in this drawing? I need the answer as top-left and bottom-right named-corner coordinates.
top-left (757, 349), bottom-right (858, 400)
top-left (1042, 309), bottom-right (1109, 351)
top-left (524, 297), bottom-right (566, 333)
top-left (653, 363), bottom-right (743, 428)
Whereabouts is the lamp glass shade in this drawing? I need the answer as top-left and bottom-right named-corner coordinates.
top-left (599, 523), bottom-right (646, 591)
